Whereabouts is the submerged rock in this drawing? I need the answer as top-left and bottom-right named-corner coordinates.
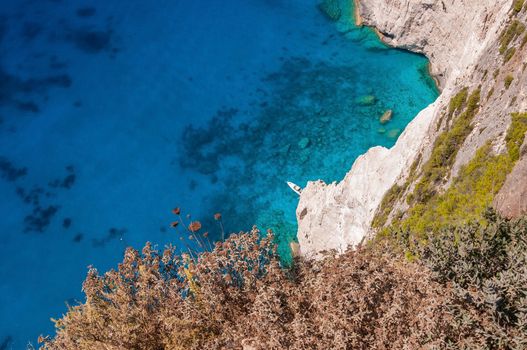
top-left (0, 157), bottom-right (27, 182)
top-left (357, 95), bottom-right (376, 106)
top-left (299, 151), bottom-right (310, 164)
top-left (77, 7), bottom-right (96, 18)
top-left (318, 0), bottom-right (342, 21)
top-left (298, 137), bottom-right (311, 149)
top-left (63, 218), bottom-right (72, 228)
top-left (72, 233), bottom-right (83, 242)
top-left (387, 128), bottom-right (400, 139)
top-left (71, 29), bottom-right (112, 54)
top-left (279, 144), bottom-right (291, 155)
top-left (379, 109), bottom-right (393, 124)
top-left (0, 336), bottom-right (13, 350)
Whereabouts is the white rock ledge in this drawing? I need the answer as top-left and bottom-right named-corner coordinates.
top-left (297, 101), bottom-right (438, 259)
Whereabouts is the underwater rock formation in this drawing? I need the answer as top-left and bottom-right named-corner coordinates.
top-left (0, 65), bottom-right (72, 113)
top-left (0, 335), bottom-right (13, 350)
top-left (76, 7), bottom-right (96, 18)
top-left (379, 109), bottom-right (392, 124)
top-left (0, 157), bottom-right (27, 182)
top-left (92, 227), bottom-right (127, 247)
top-left (297, 0), bottom-right (524, 259)
top-left (24, 205), bottom-right (59, 233)
top-left (21, 21), bottom-right (42, 41)
top-left (318, 0), bottom-right (342, 22)
top-left (68, 28), bottom-right (112, 54)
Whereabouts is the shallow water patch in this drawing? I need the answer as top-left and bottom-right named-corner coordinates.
top-left (179, 50), bottom-right (437, 261)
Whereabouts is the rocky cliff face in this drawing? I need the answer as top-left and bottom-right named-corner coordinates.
top-left (494, 134), bottom-right (527, 218)
top-left (297, 0), bottom-right (527, 259)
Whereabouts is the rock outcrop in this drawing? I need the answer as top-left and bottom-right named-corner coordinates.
top-left (297, 0), bottom-right (526, 259)
top-left (494, 135), bottom-right (527, 218)
top-left (357, 0), bottom-right (511, 89)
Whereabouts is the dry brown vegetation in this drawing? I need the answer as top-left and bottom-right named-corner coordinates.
top-left (41, 213), bottom-right (527, 350)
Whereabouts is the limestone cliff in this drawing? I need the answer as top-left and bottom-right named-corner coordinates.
top-left (298, 0), bottom-right (527, 259)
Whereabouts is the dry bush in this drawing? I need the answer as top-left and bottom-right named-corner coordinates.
top-left (302, 246), bottom-right (456, 350)
top-left (40, 214), bottom-right (527, 349)
top-left (41, 228), bottom-right (282, 350)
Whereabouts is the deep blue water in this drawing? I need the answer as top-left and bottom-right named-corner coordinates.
top-left (0, 0), bottom-right (438, 347)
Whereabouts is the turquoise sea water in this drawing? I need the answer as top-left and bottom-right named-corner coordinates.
top-left (0, 0), bottom-right (438, 347)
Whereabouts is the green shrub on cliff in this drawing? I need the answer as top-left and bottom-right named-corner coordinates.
top-left (402, 142), bottom-right (512, 234)
top-left (371, 184), bottom-right (403, 228)
top-left (396, 112), bottom-right (526, 236)
top-left (504, 46), bottom-right (517, 62)
top-left (487, 87), bottom-right (495, 100)
top-left (499, 20), bottom-right (525, 55)
top-left (413, 88), bottom-right (480, 204)
top-left (447, 87), bottom-right (468, 119)
top-left (513, 0), bottom-right (525, 13)
top-left (506, 112), bottom-right (527, 161)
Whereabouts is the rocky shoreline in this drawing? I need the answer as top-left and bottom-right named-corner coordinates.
top-left (297, 0), bottom-right (526, 258)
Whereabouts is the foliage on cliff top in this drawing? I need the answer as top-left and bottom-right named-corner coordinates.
top-left (417, 212), bottom-right (527, 349)
top-left (392, 211), bottom-right (527, 349)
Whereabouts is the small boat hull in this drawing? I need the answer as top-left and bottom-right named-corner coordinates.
top-left (286, 181), bottom-right (302, 195)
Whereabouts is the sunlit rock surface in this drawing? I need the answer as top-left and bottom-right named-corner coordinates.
top-left (297, 0), bottom-right (518, 259)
